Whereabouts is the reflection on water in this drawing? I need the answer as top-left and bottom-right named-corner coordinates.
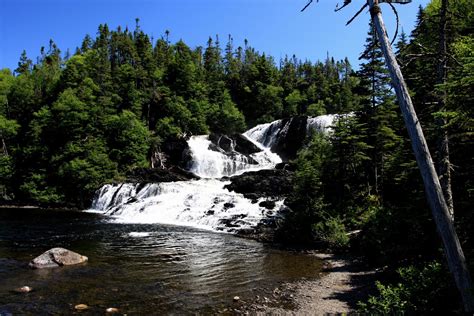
top-left (0, 208), bottom-right (322, 314)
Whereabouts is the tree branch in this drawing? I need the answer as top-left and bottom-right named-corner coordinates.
top-left (301, 0), bottom-right (315, 12)
top-left (346, 3), bottom-right (368, 26)
top-left (335, 0), bottom-right (352, 12)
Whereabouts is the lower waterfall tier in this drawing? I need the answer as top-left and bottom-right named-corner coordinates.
top-left (90, 180), bottom-right (284, 233)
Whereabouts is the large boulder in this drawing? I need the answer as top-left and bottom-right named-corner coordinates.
top-left (29, 248), bottom-right (88, 269)
top-left (208, 133), bottom-right (261, 156)
top-left (233, 134), bottom-right (261, 156)
top-left (224, 169), bottom-right (294, 199)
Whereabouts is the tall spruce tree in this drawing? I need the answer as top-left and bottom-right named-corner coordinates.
top-left (357, 21), bottom-right (402, 197)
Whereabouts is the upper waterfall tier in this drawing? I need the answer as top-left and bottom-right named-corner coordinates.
top-left (186, 135), bottom-right (281, 178)
top-left (244, 114), bottom-right (341, 161)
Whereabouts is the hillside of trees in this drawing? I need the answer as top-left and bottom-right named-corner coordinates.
top-left (0, 20), bottom-right (358, 208)
top-left (0, 0), bottom-right (472, 312)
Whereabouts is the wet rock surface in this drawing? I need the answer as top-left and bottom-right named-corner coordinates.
top-left (208, 133), bottom-right (261, 156)
top-left (270, 116), bottom-right (309, 161)
top-left (161, 136), bottom-right (193, 169)
top-left (126, 167), bottom-right (200, 183)
top-left (224, 169), bottom-right (294, 198)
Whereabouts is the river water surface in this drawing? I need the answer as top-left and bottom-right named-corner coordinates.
top-left (0, 208), bottom-right (322, 314)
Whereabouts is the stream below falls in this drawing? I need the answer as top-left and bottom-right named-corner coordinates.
top-left (0, 208), bottom-right (323, 314)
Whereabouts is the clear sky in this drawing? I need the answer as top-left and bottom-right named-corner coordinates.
top-left (0, 0), bottom-right (431, 71)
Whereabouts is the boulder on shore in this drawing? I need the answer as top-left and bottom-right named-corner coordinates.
top-left (29, 248), bottom-right (88, 269)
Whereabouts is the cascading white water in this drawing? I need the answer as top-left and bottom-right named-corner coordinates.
top-left (306, 114), bottom-right (347, 133)
top-left (90, 181), bottom-right (283, 232)
top-left (244, 114), bottom-right (341, 151)
top-left (244, 120), bottom-right (283, 149)
top-left (187, 135), bottom-right (280, 178)
top-left (89, 114), bottom-right (337, 233)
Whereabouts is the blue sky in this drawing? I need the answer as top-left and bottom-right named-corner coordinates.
top-left (0, 0), bottom-right (431, 71)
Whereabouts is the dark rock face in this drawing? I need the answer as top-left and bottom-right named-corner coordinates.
top-left (275, 162), bottom-right (297, 172)
top-left (209, 134), bottom-right (234, 153)
top-left (224, 169), bottom-right (294, 199)
top-left (259, 200), bottom-right (276, 209)
top-left (232, 134), bottom-right (261, 155)
top-left (29, 248), bottom-right (88, 269)
top-left (270, 116), bottom-right (308, 161)
top-left (126, 167), bottom-right (199, 183)
top-left (209, 133), bottom-right (261, 156)
top-left (162, 136), bottom-right (193, 169)
top-left (236, 207), bottom-right (291, 242)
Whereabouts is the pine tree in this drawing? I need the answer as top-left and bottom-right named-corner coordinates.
top-left (357, 21), bottom-right (402, 198)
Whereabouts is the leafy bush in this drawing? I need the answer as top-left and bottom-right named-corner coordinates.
top-left (358, 261), bottom-right (455, 314)
top-left (313, 216), bottom-right (349, 248)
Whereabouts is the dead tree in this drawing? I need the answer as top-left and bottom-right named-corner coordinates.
top-left (436, 0), bottom-right (454, 218)
top-left (367, 0), bottom-right (474, 311)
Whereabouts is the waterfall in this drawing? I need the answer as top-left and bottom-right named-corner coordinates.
top-left (89, 114), bottom-right (339, 233)
top-left (244, 120), bottom-right (284, 149)
top-left (90, 180), bottom-right (284, 232)
top-left (244, 114), bottom-right (340, 151)
top-left (306, 114), bottom-right (344, 133)
top-left (187, 135), bottom-right (280, 178)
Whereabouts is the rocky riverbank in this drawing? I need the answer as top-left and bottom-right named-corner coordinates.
top-left (220, 253), bottom-right (378, 315)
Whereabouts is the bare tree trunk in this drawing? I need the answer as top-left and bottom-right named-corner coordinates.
top-left (436, 0), bottom-right (454, 218)
top-left (1, 138), bottom-right (8, 156)
top-left (368, 0), bottom-right (474, 312)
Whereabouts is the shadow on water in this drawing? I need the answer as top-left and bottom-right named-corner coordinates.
top-left (0, 208), bottom-right (323, 314)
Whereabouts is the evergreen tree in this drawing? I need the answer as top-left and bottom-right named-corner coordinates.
top-left (357, 21), bottom-right (402, 197)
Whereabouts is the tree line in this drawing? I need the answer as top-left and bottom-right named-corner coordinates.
top-left (0, 20), bottom-right (358, 207)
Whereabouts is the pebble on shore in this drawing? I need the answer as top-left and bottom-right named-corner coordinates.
top-left (14, 286), bottom-right (32, 293)
top-left (74, 304), bottom-right (89, 310)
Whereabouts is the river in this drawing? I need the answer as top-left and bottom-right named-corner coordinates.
top-left (0, 208), bottom-right (323, 314)
top-left (0, 116), bottom-right (338, 314)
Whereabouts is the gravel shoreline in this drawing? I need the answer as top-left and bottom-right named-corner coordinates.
top-left (225, 253), bottom-right (378, 315)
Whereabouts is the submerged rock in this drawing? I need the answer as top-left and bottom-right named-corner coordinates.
top-left (29, 248), bottom-right (88, 269)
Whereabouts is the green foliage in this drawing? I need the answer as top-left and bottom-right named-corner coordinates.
top-left (306, 101), bottom-right (326, 117)
top-left (0, 115), bottom-right (20, 139)
top-left (358, 262), bottom-right (453, 314)
top-left (57, 138), bottom-right (118, 206)
top-left (313, 217), bottom-right (349, 249)
top-left (105, 110), bottom-right (150, 172)
top-left (0, 155), bottom-right (15, 199)
top-left (19, 172), bottom-right (63, 204)
top-left (280, 133), bottom-right (332, 244)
